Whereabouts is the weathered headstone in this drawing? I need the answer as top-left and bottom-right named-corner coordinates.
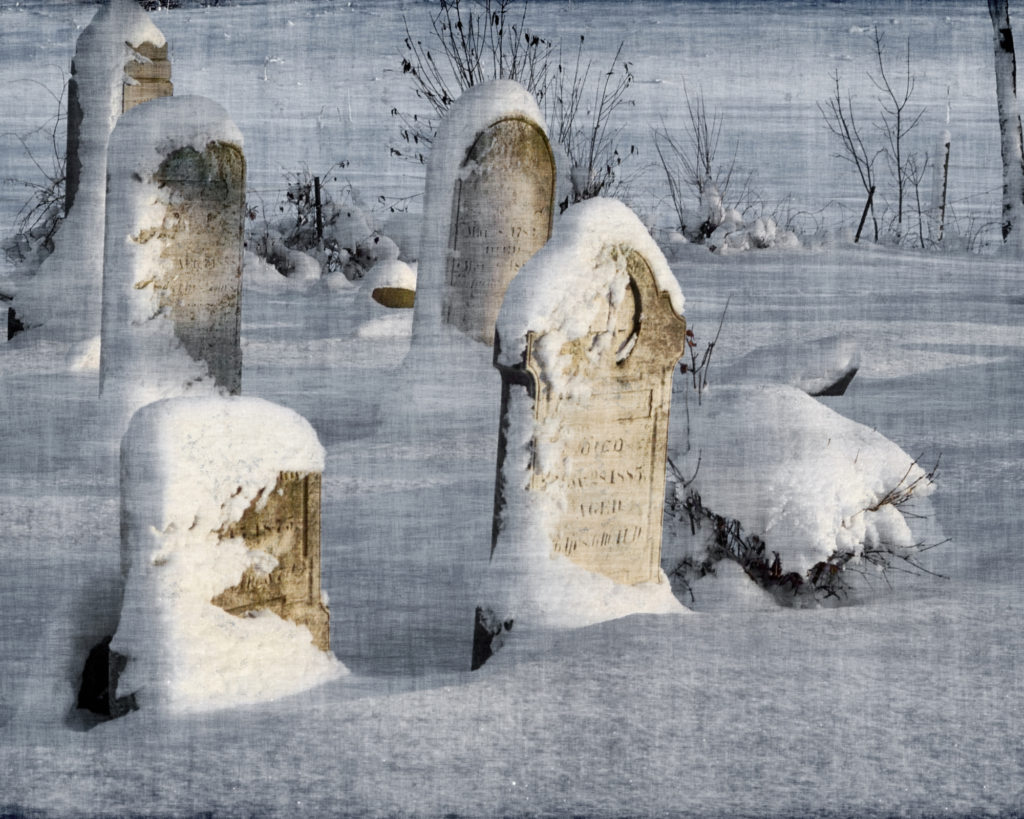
top-left (65, 0), bottom-right (171, 215)
top-left (413, 81), bottom-right (555, 347)
top-left (122, 40), bottom-right (173, 113)
top-left (112, 396), bottom-right (344, 712)
top-left (212, 471), bottom-right (329, 651)
top-left (100, 96), bottom-right (245, 430)
top-left (477, 198), bottom-right (687, 667)
top-left (444, 117), bottom-right (555, 344)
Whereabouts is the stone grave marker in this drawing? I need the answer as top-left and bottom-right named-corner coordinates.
top-left (122, 40), bottom-right (173, 113)
top-left (65, 0), bottom-right (171, 215)
top-left (108, 395), bottom-right (341, 713)
top-left (443, 116), bottom-right (555, 344)
top-left (149, 139), bottom-right (246, 393)
top-left (100, 96), bottom-right (245, 421)
top-left (212, 471), bottom-right (329, 651)
top-left (414, 81), bottom-right (555, 347)
top-left (477, 199), bottom-right (687, 667)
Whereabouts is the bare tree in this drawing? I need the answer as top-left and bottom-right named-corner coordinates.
top-left (818, 70), bottom-right (881, 241)
top-left (870, 31), bottom-right (926, 240)
top-left (988, 0), bottom-right (1024, 246)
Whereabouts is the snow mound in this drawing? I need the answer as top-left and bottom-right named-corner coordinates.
top-left (718, 334), bottom-right (862, 395)
top-left (671, 384), bottom-right (935, 577)
top-left (113, 395), bottom-right (345, 714)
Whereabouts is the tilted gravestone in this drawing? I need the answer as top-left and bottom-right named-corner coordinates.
top-left (100, 96), bottom-right (245, 431)
top-left (444, 117), bottom-right (555, 344)
top-left (413, 80), bottom-right (555, 347)
top-left (476, 199), bottom-right (687, 667)
top-left (110, 396), bottom-right (342, 713)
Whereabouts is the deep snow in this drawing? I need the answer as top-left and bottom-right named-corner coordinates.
top-left (1, 1), bottom-right (1023, 818)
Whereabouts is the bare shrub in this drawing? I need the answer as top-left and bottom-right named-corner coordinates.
top-left (1, 74), bottom-right (67, 266)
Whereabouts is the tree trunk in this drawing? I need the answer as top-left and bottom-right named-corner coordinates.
top-left (989, 0), bottom-right (1024, 247)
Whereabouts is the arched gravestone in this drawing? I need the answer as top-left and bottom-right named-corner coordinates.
top-left (151, 142), bottom-right (246, 393)
top-left (100, 96), bottom-right (246, 418)
top-left (491, 200), bottom-right (688, 585)
top-left (444, 116), bottom-right (555, 345)
top-left (65, 0), bottom-right (171, 215)
top-left (212, 471), bottom-right (329, 652)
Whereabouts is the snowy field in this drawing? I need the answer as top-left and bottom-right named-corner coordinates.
top-left (2, 1), bottom-right (1024, 817)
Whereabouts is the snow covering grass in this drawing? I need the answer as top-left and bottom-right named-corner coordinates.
top-left (1, 1), bottom-right (1023, 817)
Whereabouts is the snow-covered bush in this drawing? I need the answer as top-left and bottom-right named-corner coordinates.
top-left (394, 0), bottom-right (636, 205)
top-left (663, 385), bottom-right (942, 608)
top-left (653, 89), bottom-right (799, 253)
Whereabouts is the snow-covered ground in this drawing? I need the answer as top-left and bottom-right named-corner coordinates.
top-left (2, 1), bottom-right (1024, 817)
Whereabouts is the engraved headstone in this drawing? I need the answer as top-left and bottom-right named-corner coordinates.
top-left (412, 81), bottom-right (555, 347)
top-left (212, 471), bottom-right (329, 651)
top-left (113, 396), bottom-right (343, 711)
top-left (477, 199), bottom-right (687, 666)
top-left (100, 96), bottom-right (245, 431)
top-left (444, 117), bottom-right (555, 344)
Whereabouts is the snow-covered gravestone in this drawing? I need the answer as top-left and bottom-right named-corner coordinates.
top-left (112, 396), bottom-right (344, 713)
top-left (65, 0), bottom-right (172, 215)
top-left (413, 80), bottom-right (555, 346)
top-left (12, 0), bottom-right (170, 342)
top-left (100, 96), bottom-right (245, 432)
top-left (477, 199), bottom-right (688, 667)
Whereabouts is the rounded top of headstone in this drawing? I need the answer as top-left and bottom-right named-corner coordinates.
top-left (107, 95), bottom-right (243, 179)
top-left (495, 198), bottom-right (685, 368)
top-left (412, 80), bottom-right (550, 345)
top-left (365, 260), bottom-right (417, 292)
top-left (122, 395), bottom-right (325, 532)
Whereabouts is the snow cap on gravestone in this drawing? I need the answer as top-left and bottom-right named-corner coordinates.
top-left (99, 95), bottom-right (245, 438)
top-left (412, 79), bottom-right (556, 348)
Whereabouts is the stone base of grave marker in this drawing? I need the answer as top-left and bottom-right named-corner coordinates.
top-left (211, 472), bottom-right (330, 651)
top-left (77, 635), bottom-right (137, 720)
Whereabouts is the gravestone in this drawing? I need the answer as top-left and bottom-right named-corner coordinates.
top-left (413, 81), bottom-right (555, 348)
top-left (122, 40), bottom-right (173, 113)
top-left (212, 471), bottom-right (329, 651)
top-left (112, 396), bottom-right (342, 712)
top-left (100, 96), bottom-right (245, 424)
top-left (148, 140), bottom-right (246, 393)
top-left (65, 0), bottom-right (171, 214)
top-left (477, 199), bottom-right (687, 667)
top-left (444, 117), bottom-right (555, 344)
